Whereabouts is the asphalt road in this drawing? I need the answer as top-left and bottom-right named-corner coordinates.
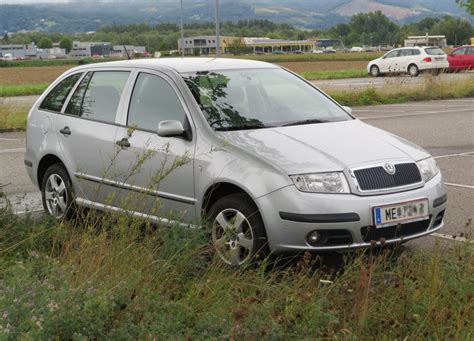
top-left (1, 98), bottom-right (473, 249)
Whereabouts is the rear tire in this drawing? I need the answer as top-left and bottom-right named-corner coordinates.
top-left (370, 65), bottom-right (380, 77)
top-left (408, 64), bottom-right (419, 77)
top-left (41, 163), bottom-right (75, 220)
top-left (208, 193), bottom-right (269, 266)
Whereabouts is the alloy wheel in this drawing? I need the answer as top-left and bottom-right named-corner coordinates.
top-left (212, 208), bottom-right (254, 266)
top-left (44, 173), bottom-right (68, 219)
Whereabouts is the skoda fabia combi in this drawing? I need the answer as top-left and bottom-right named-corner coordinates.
top-left (25, 58), bottom-right (447, 266)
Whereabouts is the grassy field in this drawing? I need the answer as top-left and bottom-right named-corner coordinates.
top-left (0, 66), bottom-right (72, 86)
top-left (0, 206), bottom-right (472, 339)
top-left (0, 102), bottom-right (29, 130)
top-left (236, 51), bottom-right (383, 63)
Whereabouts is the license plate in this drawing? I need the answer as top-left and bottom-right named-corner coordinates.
top-left (435, 57), bottom-right (444, 61)
top-left (373, 198), bottom-right (429, 228)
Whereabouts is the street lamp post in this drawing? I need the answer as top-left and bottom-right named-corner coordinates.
top-left (180, 0), bottom-right (184, 57)
top-left (215, 0), bottom-right (220, 57)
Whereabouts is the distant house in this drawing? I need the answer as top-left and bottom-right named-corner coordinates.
top-left (0, 44), bottom-right (37, 59)
top-left (112, 45), bottom-right (147, 58)
top-left (70, 41), bottom-right (113, 58)
top-left (177, 36), bottom-right (243, 55)
top-left (404, 35), bottom-right (447, 48)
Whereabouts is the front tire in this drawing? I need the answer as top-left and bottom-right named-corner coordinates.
top-left (408, 64), bottom-right (419, 77)
top-left (370, 65), bottom-right (380, 77)
top-left (208, 193), bottom-right (269, 266)
top-left (41, 163), bottom-right (75, 220)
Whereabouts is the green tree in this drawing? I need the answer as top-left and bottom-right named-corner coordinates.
top-left (349, 11), bottom-right (399, 46)
top-left (59, 37), bottom-right (73, 53)
top-left (37, 37), bottom-right (53, 49)
top-left (431, 16), bottom-right (473, 45)
top-left (456, 0), bottom-right (474, 15)
top-left (2, 33), bottom-right (8, 42)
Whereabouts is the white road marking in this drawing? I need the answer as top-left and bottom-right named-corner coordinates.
top-left (358, 108), bottom-right (473, 120)
top-left (0, 147), bottom-right (26, 154)
top-left (444, 183), bottom-right (474, 189)
top-left (434, 152), bottom-right (474, 159)
top-left (431, 233), bottom-right (474, 244)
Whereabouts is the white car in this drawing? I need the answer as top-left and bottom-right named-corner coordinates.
top-left (367, 47), bottom-right (449, 77)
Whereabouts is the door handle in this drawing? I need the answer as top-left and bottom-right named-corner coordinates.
top-left (116, 138), bottom-right (131, 149)
top-left (59, 126), bottom-right (71, 136)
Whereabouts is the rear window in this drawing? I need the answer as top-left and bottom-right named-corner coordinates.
top-left (424, 47), bottom-right (445, 56)
top-left (39, 73), bottom-right (82, 112)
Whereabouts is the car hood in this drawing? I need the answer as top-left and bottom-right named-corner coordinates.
top-left (222, 119), bottom-right (429, 175)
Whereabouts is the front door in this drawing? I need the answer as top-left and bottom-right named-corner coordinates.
top-left (111, 71), bottom-right (196, 223)
top-left (56, 70), bottom-right (132, 203)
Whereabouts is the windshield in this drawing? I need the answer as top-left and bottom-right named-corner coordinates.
top-left (183, 68), bottom-right (352, 130)
top-left (425, 47), bottom-right (445, 56)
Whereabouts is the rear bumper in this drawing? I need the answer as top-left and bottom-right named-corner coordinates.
top-left (418, 61), bottom-right (449, 70)
top-left (256, 172), bottom-right (447, 253)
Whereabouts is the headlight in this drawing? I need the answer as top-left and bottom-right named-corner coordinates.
top-left (290, 172), bottom-right (350, 193)
top-left (417, 157), bottom-right (439, 182)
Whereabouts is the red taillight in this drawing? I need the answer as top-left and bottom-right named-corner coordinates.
top-left (422, 57), bottom-right (432, 62)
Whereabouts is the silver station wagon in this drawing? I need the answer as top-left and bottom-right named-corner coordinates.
top-left (25, 58), bottom-right (447, 266)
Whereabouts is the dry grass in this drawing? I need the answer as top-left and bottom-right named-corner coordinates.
top-left (0, 102), bottom-right (29, 131)
top-left (0, 66), bottom-right (73, 86)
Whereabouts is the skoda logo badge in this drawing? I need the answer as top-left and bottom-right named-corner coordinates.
top-left (383, 163), bottom-right (396, 175)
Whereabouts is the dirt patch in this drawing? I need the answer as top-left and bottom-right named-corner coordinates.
top-left (0, 66), bottom-right (73, 85)
top-left (276, 60), bottom-right (367, 73)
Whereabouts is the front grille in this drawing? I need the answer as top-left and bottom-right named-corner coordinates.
top-left (354, 163), bottom-right (422, 191)
top-left (360, 218), bottom-right (431, 243)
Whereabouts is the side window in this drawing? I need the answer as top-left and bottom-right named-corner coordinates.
top-left (384, 50), bottom-right (399, 59)
top-left (65, 71), bottom-right (130, 123)
top-left (39, 73), bottom-right (82, 112)
top-left (128, 73), bottom-right (187, 131)
top-left (468, 47), bottom-right (474, 55)
top-left (452, 48), bottom-right (466, 56)
top-left (412, 49), bottom-right (421, 56)
top-left (400, 49), bottom-right (411, 57)
top-left (65, 72), bottom-right (92, 116)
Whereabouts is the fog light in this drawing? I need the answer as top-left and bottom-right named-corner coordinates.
top-left (307, 231), bottom-right (321, 245)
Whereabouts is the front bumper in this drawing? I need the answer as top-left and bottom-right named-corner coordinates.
top-left (256, 172), bottom-right (447, 253)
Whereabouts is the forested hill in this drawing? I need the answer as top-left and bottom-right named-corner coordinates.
top-left (0, 0), bottom-right (470, 33)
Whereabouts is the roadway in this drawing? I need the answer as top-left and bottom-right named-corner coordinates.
top-left (1, 98), bottom-right (473, 249)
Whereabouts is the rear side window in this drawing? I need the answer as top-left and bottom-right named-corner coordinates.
top-left (412, 49), bottom-right (421, 56)
top-left (39, 73), bottom-right (82, 112)
top-left (425, 47), bottom-right (445, 56)
top-left (65, 71), bottom-right (130, 124)
top-left (128, 73), bottom-right (186, 131)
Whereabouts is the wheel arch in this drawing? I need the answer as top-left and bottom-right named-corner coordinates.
top-left (200, 182), bottom-right (258, 218)
top-left (37, 154), bottom-right (69, 190)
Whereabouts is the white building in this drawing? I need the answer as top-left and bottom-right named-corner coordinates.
top-left (0, 44), bottom-right (37, 59)
top-left (37, 47), bottom-right (67, 59)
top-left (112, 45), bottom-right (147, 58)
top-left (404, 35), bottom-right (447, 48)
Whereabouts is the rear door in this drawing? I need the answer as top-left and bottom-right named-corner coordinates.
top-left (466, 47), bottom-right (474, 69)
top-left (56, 69), bottom-right (132, 203)
top-left (111, 70), bottom-right (197, 222)
top-left (397, 49), bottom-right (412, 72)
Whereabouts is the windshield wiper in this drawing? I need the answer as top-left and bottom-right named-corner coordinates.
top-left (214, 123), bottom-right (271, 131)
top-left (281, 118), bottom-right (329, 127)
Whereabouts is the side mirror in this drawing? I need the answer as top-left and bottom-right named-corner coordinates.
top-left (342, 106), bottom-right (353, 114)
top-left (157, 120), bottom-right (185, 137)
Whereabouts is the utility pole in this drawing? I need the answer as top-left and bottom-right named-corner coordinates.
top-left (215, 0), bottom-right (220, 57)
top-left (180, 0), bottom-right (184, 57)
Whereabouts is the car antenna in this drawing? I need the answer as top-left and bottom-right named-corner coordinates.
top-left (123, 44), bottom-right (131, 60)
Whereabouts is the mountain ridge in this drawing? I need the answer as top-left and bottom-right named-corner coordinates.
top-left (0, 0), bottom-right (470, 33)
